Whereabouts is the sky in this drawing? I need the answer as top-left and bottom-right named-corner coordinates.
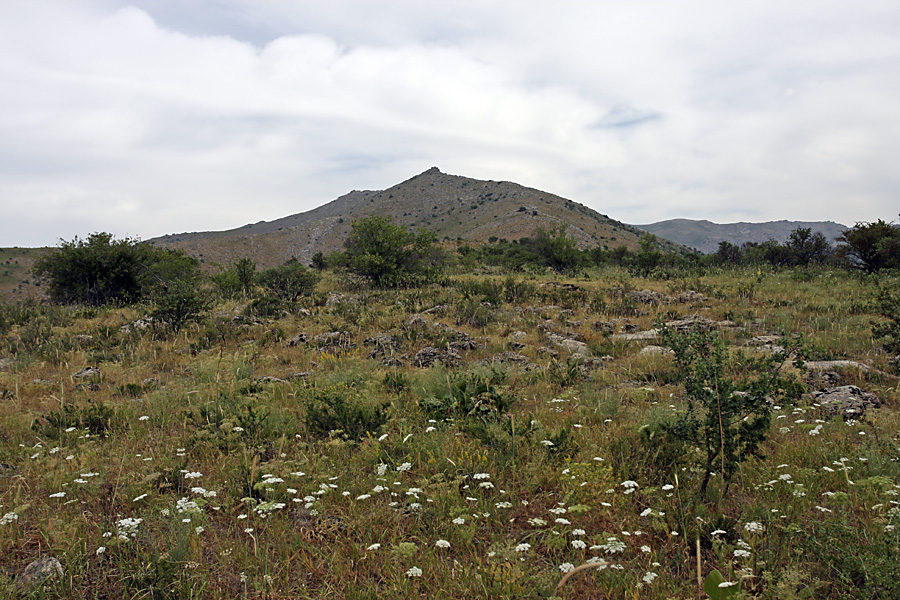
top-left (2, 1), bottom-right (899, 247)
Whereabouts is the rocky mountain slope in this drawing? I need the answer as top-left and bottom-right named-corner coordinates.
top-left (635, 219), bottom-right (847, 254)
top-left (148, 167), bottom-right (680, 269)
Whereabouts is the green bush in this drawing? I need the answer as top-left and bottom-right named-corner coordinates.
top-left (303, 384), bottom-right (389, 441)
top-left (420, 368), bottom-right (513, 423)
top-left (343, 215), bottom-right (443, 287)
top-left (660, 326), bottom-right (803, 498)
top-left (258, 259), bottom-right (320, 301)
top-left (150, 279), bottom-right (211, 333)
top-left (33, 232), bottom-right (199, 305)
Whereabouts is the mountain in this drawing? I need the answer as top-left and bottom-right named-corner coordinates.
top-left (149, 167), bottom-right (682, 268)
top-left (634, 219), bottom-right (848, 254)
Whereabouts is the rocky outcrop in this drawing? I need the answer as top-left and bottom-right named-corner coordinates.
top-left (812, 385), bottom-right (882, 420)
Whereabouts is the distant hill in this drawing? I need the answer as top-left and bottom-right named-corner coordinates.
top-left (149, 167), bottom-right (684, 269)
top-left (634, 219), bottom-right (848, 254)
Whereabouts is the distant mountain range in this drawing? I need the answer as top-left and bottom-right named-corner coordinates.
top-left (149, 167), bottom-right (684, 268)
top-left (634, 219), bottom-right (848, 254)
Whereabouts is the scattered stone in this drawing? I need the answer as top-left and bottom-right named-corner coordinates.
top-left (481, 352), bottom-right (529, 366)
top-left (508, 341), bottom-right (526, 350)
top-left (286, 372), bottom-right (312, 380)
top-left (748, 335), bottom-right (783, 345)
top-left (74, 383), bottom-right (101, 392)
top-left (120, 318), bottom-right (152, 333)
top-left (287, 333), bottom-right (309, 346)
top-left (382, 356), bottom-right (404, 367)
top-left (326, 292), bottom-right (358, 307)
top-left (621, 322), bottom-right (639, 333)
top-left (364, 335), bottom-right (396, 350)
top-left (72, 366), bottom-right (102, 381)
top-left (232, 315), bottom-right (263, 325)
top-left (510, 331), bottom-right (528, 341)
top-left (422, 304), bottom-right (448, 315)
top-left (296, 307), bottom-right (312, 317)
top-left (803, 360), bottom-right (900, 381)
top-left (413, 347), bottom-right (462, 368)
top-left (537, 346), bottom-right (559, 358)
top-left (613, 330), bottom-right (660, 342)
top-left (404, 314), bottom-right (428, 330)
top-left (673, 290), bottom-right (708, 303)
top-left (812, 385), bottom-right (882, 420)
top-left (579, 357), bottom-right (606, 372)
top-left (592, 321), bottom-right (614, 334)
top-left (664, 315), bottom-right (737, 333)
top-left (16, 556), bottom-right (64, 592)
top-left (312, 331), bottom-right (352, 346)
top-left (365, 334), bottom-right (398, 358)
top-left (547, 333), bottom-right (589, 355)
top-left (0, 357), bottom-right (14, 372)
top-left (564, 320), bottom-right (583, 328)
top-left (639, 345), bottom-right (675, 357)
top-left (74, 334), bottom-right (94, 344)
top-left (627, 290), bottom-right (669, 304)
top-left (142, 377), bottom-right (160, 387)
top-left (254, 376), bottom-right (288, 385)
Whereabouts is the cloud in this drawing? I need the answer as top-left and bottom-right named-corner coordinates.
top-left (1, 1), bottom-right (899, 246)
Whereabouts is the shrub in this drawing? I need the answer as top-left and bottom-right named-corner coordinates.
top-left (343, 215), bottom-right (443, 287)
top-left (420, 369), bottom-right (514, 423)
top-left (303, 384), bottom-right (389, 441)
top-left (660, 326), bottom-right (803, 498)
top-left (258, 259), bottom-right (320, 301)
top-left (150, 279), bottom-right (211, 333)
top-left (33, 232), bottom-right (198, 305)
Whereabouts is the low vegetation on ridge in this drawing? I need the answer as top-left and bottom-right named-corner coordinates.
top-left (0, 217), bottom-right (899, 598)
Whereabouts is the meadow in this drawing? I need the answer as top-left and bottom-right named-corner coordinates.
top-left (1, 265), bottom-right (898, 599)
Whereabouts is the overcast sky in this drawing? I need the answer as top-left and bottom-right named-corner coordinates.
top-left (2, 1), bottom-right (898, 247)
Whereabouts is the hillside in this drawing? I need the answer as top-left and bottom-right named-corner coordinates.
top-left (149, 167), bottom-right (679, 268)
top-left (635, 218), bottom-right (847, 254)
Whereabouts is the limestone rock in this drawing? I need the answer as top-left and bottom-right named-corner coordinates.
top-left (254, 376), bottom-right (288, 384)
top-left (413, 347), bottom-right (462, 368)
top-left (404, 314), bottom-right (428, 330)
top-left (613, 330), bottom-right (660, 342)
top-left (627, 290), bottom-right (669, 304)
top-left (547, 333), bottom-right (589, 355)
top-left (312, 331), bottom-right (352, 346)
top-left (72, 366), bottom-right (102, 381)
top-left (673, 290), bottom-right (708, 303)
top-left (639, 345), bottom-right (675, 357)
top-left (0, 357), bottom-right (14, 372)
top-left (287, 333), bottom-right (309, 346)
top-left (16, 556), bottom-right (64, 592)
top-left (812, 385), bottom-right (882, 420)
top-left (664, 315), bottom-right (736, 333)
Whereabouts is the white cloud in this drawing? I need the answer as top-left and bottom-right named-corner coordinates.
top-left (1, 1), bottom-right (899, 246)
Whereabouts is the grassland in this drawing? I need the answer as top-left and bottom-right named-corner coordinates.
top-left (0, 248), bottom-right (46, 301)
top-left (0, 266), bottom-right (898, 598)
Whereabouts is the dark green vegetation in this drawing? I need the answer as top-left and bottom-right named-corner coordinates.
top-left (0, 217), bottom-right (899, 598)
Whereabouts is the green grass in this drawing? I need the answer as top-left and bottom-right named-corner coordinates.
top-left (1, 267), bottom-right (898, 598)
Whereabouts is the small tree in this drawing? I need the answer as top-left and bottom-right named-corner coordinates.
top-left (837, 219), bottom-right (900, 273)
top-left (343, 216), bottom-right (442, 287)
top-left (786, 227), bottom-right (832, 266)
top-left (33, 232), bottom-right (198, 305)
top-left (150, 279), bottom-right (210, 334)
top-left (258, 259), bottom-right (320, 302)
top-left (660, 327), bottom-right (803, 498)
top-left (234, 258), bottom-right (257, 296)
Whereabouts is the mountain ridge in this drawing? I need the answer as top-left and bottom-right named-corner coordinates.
top-left (635, 218), bottom-right (848, 254)
top-left (149, 167), bottom-right (681, 268)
